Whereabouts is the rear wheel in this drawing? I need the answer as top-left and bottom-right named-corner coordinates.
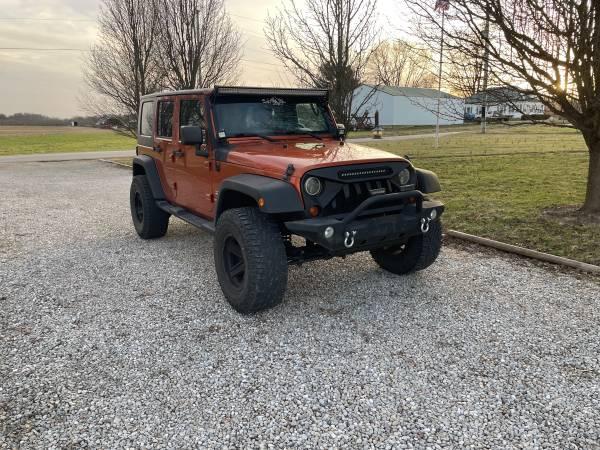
top-left (214, 207), bottom-right (288, 314)
top-left (370, 219), bottom-right (442, 274)
top-left (130, 175), bottom-right (170, 239)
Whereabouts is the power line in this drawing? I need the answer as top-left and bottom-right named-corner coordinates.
top-left (0, 17), bottom-right (95, 22)
top-left (230, 13), bottom-right (264, 23)
top-left (0, 48), bottom-right (278, 70)
top-left (0, 47), bottom-right (88, 51)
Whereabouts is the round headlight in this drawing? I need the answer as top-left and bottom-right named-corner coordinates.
top-left (398, 168), bottom-right (411, 185)
top-left (304, 177), bottom-right (322, 196)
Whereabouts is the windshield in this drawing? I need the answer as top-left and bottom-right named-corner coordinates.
top-left (214, 96), bottom-right (334, 137)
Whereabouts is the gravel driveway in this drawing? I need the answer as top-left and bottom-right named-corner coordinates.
top-left (1, 161), bottom-right (599, 449)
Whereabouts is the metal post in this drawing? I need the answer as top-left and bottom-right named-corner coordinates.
top-left (481, 15), bottom-right (490, 134)
top-left (435, 11), bottom-right (445, 149)
top-left (195, 9), bottom-right (202, 88)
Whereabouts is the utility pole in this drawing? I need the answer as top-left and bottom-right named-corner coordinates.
top-left (435, 11), bottom-right (445, 148)
top-left (480, 13), bottom-right (490, 134)
top-left (433, 0), bottom-right (449, 148)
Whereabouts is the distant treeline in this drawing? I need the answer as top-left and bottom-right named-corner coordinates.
top-left (0, 113), bottom-right (99, 127)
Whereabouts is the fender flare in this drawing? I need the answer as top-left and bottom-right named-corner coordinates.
top-left (216, 174), bottom-right (304, 219)
top-left (415, 168), bottom-right (441, 194)
top-left (132, 155), bottom-right (166, 200)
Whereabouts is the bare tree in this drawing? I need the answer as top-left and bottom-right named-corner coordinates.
top-left (405, 0), bottom-right (600, 215)
top-left (82, 0), bottom-right (163, 135)
top-left (156, 0), bottom-right (243, 89)
top-left (367, 39), bottom-right (436, 88)
top-left (265, 0), bottom-right (379, 126)
top-left (444, 46), bottom-right (484, 98)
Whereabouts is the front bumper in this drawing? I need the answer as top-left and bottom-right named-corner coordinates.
top-left (284, 190), bottom-right (444, 254)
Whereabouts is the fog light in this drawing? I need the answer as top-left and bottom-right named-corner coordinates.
top-left (324, 226), bottom-right (334, 239)
top-left (429, 209), bottom-right (437, 220)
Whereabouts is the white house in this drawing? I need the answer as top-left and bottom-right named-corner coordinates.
top-left (465, 87), bottom-right (546, 120)
top-left (352, 84), bottom-right (465, 127)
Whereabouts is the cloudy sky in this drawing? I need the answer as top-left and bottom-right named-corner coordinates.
top-left (0, 0), bottom-right (400, 118)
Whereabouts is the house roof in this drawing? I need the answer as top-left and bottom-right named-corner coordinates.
top-left (465, 87), bottom-right (538, 105)
top-left (362, 84), bottom-right (461, 100)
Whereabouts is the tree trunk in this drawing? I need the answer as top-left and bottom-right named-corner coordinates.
top-left (582, 134), bottom-right (600, 214)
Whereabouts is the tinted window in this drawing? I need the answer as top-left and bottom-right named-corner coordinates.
top-left (158, 101), bottom-right (174, 138)
top-left (140, 102), bottom-right (154, 136)
top-left (180, 99), bottom-right (204, 127)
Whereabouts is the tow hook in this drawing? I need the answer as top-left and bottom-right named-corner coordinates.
top-left (420, 218), bottom-right (431, 233)
top-left (344, 230), bottom-right (357, 248)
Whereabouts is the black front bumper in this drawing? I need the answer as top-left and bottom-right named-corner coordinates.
top-left (284, 190), bottom-right (444, 254)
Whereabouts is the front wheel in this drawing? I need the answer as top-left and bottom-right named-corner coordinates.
top-left (214, 207), bottom-right (288, 314)
top-left (370, 219), bottom-right (442, 274)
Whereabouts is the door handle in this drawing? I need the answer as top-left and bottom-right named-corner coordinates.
top-left (153, 145), bottom-right (162, 153)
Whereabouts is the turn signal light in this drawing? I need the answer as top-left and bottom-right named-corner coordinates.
top-left (309, 206), bottom-right (320, 217)
top-left (258, 197), bottom-right (265, 208)
top-left (408, 197), bottom-right (416, 204)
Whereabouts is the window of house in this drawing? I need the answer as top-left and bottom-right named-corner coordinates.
top-left (157, 101), bottom-right (174, 138)
top-left (180, 99), bottom-right (204, 127)
top-left (140, 102), bottom-right (154, 136)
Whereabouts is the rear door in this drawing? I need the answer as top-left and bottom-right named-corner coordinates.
top-left (156, 98), bottom-right (179, 202)
top-left (174, 96), bottom-right (213, 217)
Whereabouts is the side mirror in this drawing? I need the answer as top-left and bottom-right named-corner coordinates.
top-left (180, 126), bottom-right (204, 145)
top-left (180, 126), bottom-right (208, 157)
top-left (336, 123), bottom-right (346, 140)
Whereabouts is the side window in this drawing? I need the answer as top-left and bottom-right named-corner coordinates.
top-left (140, 101), bottom-right (154, 136)
top-left (180, 99), bottom-right (204, 127)
top-left (157, 101), bottom-right (174, 138)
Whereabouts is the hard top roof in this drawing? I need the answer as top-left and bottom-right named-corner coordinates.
top-left (141, 85), bottom-right (329, 101)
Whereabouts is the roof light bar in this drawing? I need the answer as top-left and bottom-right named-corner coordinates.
top-left (215, 86), bottom-right (328, 97)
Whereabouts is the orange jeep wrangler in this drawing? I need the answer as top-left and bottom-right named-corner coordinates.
top-left (130, 86), bottom-right (444, 313)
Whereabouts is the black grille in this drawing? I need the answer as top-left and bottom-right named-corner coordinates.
top-left (323, 179), bottom-right (401, 216)
top-left (337, 166), bottom-right (393, 180)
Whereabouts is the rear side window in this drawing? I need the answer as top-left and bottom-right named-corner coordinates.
top-left (180, 99), bottom-right (204, 127)
top-left (157, 101), bottom-right (174, 138)
top-left (139, 101), bottom-right (154, 136)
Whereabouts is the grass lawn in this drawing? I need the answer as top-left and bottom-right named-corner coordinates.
top-left (0, 126), bottom-right (135, 156)
top-left (363, 125), bottom-right (599, 265)
top-left (348, 123), bottom-right (480, 138)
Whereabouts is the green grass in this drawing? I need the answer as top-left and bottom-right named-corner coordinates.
top-left (363, 125), bottom-right (600, 265)
top-left (347, 123), bottom-right (479, 138)
top-left (0, 126), bottom-right (135, 156)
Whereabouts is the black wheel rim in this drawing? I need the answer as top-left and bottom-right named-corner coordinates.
top-left (223, 236), bottom-right (246, 288)
top-left (134, 192), bottom-right (144, 223)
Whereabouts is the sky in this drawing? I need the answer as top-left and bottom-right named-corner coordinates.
top-left (0, 0), bottom-right (401, 118)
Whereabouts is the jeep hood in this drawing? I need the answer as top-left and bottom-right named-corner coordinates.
top-left (223, 140), bottom-right (409, 177)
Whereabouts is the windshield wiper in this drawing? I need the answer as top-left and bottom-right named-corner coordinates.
top-left (230, 133), bottom-right (277, 142)
top-left (284, 130), bottom-right (323, 140)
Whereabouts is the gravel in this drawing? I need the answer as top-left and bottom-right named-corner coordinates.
top-left (1, 160), bottom-right (599, 449)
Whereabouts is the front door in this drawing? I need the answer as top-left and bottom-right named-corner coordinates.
top-left (175, 96), bottom-right (213, 217)
top-left (159, 96), bottom-right (213, 217)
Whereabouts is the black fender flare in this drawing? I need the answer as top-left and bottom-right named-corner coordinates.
top-left (132, 155), bottom-right (166, 200)
top-left (415, 168), bottom-right (441, 194)
top-left (216, 174), bottom-right (304, 219)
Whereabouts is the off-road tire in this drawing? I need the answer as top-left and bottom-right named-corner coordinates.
top-left (130, 175), bottom-right (170, 239)
top-left (214, 207), bottom-right (288, 314)
top-left (370, 219), bottom-right (442, 275)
